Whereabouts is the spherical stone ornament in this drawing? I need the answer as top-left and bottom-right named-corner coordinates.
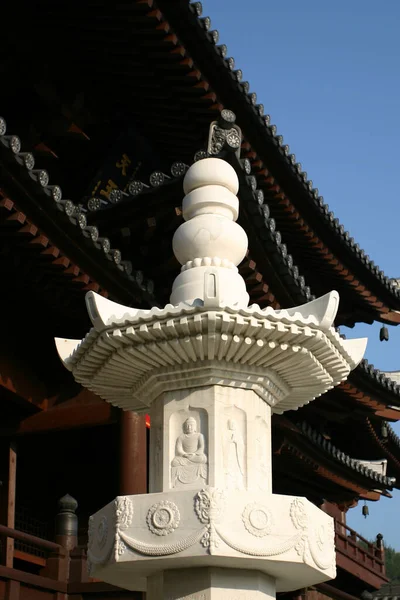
top-left (170, 264), bottom-right (249, 307)
top-left (172, 215), bottom-right (247, 267)
top-left (183, 158), bottom-right (239, 195)
top-left (242, 503), bottom-right (273, 537)
top-left (182, 185), bottom-right (239, 221)
top-left (146, 501), bottom-right (180, 536)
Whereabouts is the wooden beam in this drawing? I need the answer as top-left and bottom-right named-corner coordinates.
top-left (13, 550), bottom-right (46, 567)
top-left (380, 310), bottom-right (400, 324)
top-left (15, 402), bottom-right (115, 435)
top-left (5, 580), bottom-right (20, 600)
top-left (0, 565), bottom-right (67, 593)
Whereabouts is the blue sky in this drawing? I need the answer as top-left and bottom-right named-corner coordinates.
top-left (201, 0), bottom-right (400, 548)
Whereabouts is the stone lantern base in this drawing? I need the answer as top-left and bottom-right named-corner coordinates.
top-left (87, 489), bottom-right (335, 594)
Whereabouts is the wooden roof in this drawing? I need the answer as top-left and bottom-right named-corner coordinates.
top-left (1, 0), bottom-right (400, 504)
top-left (2, 0), bottom-right (399, 325)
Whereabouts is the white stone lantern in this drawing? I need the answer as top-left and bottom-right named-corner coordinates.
top-left (56, 155), bottom-right (367, 600)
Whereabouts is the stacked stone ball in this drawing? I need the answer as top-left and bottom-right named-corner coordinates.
top-left (171, 158), bottom-right (249, 307)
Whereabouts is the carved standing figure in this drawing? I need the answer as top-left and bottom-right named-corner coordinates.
top-left (224, 419), bottom-right (245, 489)
top-left (171, 417), bottom-right (208, 487)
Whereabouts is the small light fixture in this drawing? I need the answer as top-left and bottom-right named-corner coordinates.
top-left (362, 501), bottom-right (369, 518)
top-left (381, 421), bottom-right (388, 439)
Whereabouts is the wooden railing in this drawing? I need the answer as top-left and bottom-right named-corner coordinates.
top-left (0, 524), bottom-right (61, 555)
top-left (0, 525), bottom-right (145, 599)
top-left (335, 519), bottom-right (387, 586)
top-left (0, 524), bottom-right (69, 598)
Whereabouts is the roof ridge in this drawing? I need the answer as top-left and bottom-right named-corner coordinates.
top-left (85, 162), bottom-right (189, 213)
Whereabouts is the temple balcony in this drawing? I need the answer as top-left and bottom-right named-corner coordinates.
top-left (334, 519), bottom-right (387, 589)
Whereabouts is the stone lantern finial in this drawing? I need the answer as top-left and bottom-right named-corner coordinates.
top-left (170, 158), bottom-right (249, 308)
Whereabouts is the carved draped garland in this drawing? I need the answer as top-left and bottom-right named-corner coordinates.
top-left (87, 490), bottom-right (335, 571)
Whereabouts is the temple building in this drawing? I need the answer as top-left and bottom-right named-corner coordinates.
top-left (1, 2), bottom-right (400, 600)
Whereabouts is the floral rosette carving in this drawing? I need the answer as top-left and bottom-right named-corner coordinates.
top-left (115, 497), bottom-right (134, 530)
top-left (290, 498), bottom-right (308, 531)
top-left (290, 498), bottom-right (311, 563)
top-left (242, 503), bottom-right (273, 538)
top-left (195, 488), bottom-right (226, 551)
top-left (147, 501), bottom-right (180, 536)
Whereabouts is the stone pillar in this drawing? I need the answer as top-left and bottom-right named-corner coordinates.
top-left (149, 386), bottom-right (271, 495)
top-left (120, 411), bottom-right (147, 495)
top-left (147, 568), bottom-right (275, 600)
top-left (56, 124), bottom-right (367, 600)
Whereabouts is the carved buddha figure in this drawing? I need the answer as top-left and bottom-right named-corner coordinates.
top-left (224, 419), bottom-right (245, 489)
top-left (171, 417), bottom-right (208, 487)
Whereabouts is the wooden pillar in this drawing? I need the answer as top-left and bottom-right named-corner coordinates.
top-left (5, 580), bottom-right (20, 600)
top-left (120, 411), bottom-right (147, 495)
top-left (0, 442), bottom-right (17, 568)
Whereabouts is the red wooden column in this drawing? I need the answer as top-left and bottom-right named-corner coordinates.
top-left (5, 580), bottom-right (20, 600)
top-left (0, 441), bottom-right (17, 568)
top-left (119, 411), bottom-right (147, 495)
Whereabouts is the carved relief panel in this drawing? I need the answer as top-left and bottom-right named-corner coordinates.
top-left (170, 408), bottom-right (208, 489)
top-left (223, 405), bottom-right (246, 490)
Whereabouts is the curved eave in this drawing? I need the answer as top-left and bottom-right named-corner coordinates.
top-left (346, 360), bottom-right (400, 416)
top-left (156, 0), bottom-right (400, 320)
top-left (298, 421), bottom-right (395, 490)
top-left (0, 123), bottom-right (156, 309)
top-left (273, 417), bottom-right (394, 499)
top-left (365, 419), bottom-right (400, 480)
